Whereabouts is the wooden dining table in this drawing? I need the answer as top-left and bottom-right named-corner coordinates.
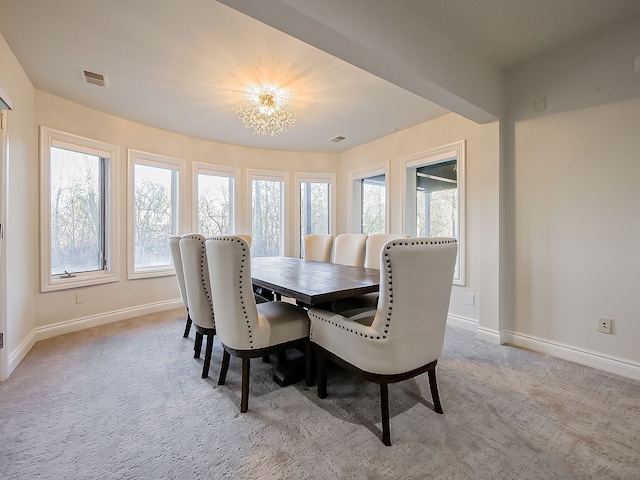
top-left (251, 256), bottom-right (380, 308)
top-left (250, 256), bottom-right (380, 386)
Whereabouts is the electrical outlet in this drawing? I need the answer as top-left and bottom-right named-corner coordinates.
top-left (598, 317), bottom-right (612, 334)
top-left (465, 293), bottom-right (475, 306)
top-left (76, 292), bottom-right (85, 304)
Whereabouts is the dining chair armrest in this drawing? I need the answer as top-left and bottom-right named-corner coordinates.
top-left (308, 308), bottom-right (378, 338)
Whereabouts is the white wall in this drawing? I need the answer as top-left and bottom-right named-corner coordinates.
top-left (504, 17), bottom-right (640, 377)
top-left (0, 33), bottom-right (37, 378)
top-left (335, 113), bottom-right (501, 330)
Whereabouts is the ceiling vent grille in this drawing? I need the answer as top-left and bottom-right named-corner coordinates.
top-left (83, 70), bottom-right (108, 87)
top-left (330, 135), bottom-right (346, 143)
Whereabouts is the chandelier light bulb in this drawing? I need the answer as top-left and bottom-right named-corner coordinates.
top-left (236, 84), bottom-right (297, 137)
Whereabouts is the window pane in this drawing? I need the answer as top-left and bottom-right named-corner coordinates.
top-left (361, 174), bottom-right (385, 234)
top-left (198, 173), bottom-right (232, 236)
top-left (252, 179), bottom-right (283, 257)
top-left (300, 181), bottom-right (330, 257)
top-left (134, 164), bottom-right (175, 269)
top-left (50, 147), bottom-right (103, 275)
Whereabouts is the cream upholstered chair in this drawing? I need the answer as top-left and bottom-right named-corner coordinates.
top-left (179, 234), bottom-right (216, 378)
top-left (332, 233), bottom-right (368, 267)
top-left (169, 235), bottom-right (192, 338)
top-left (308, 237), bottom-right (458, 445)
top-left (303, 234), bottom-right (334, 262)
top-left (205, 235), bottom-right (310, 413)
top-left (236, 234), bottom-right (252, 246)
top-left (331, 233), bottom-right (410, 313)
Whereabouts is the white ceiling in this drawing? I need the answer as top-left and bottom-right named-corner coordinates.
top-left (1, 0), bottom-right (639, 153)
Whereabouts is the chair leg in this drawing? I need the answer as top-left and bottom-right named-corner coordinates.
top-left (183, 313), bottom-right (192, 338)
top-left (202, 333), bottom-right (214, 378)
top-left (194, 332), bottom-right (203, 358)
top-left (218, 350), bottom-right (230, 385)
top-left (305, 343), bottom-right (315, 387)
top-left (428, 366), bottom-right (443, 414)
top-left (317, 348), bottom-right (327, 399)
top-left (240, 358), bottom-right (250, 413)
top-left (380, 383), bottom-right (391, 446)
top-left (262, 355), bottom-right (271, 363)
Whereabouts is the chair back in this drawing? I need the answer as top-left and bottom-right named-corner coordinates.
top-left (205, 236), bottom-right (259, 350)
top-left (364, 234), bottom-right (409, 269)
top-left (372, 237), bottom-right (457, 367)
top-left (169, 235), bottom-right (188, 308)
top-left (303, 234), bottom-right (334, 262)
top-left (236, 234), bottom-right (252, 247)
top-left (179, 234), bottom-right (215, 329)
top-left (332, 234), bottom-right (368, 267)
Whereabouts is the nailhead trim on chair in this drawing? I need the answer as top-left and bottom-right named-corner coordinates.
top-left (310, 238), bottom-right (457, 341)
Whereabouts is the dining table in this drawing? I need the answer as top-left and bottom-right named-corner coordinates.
top-left (250, 256), bottom-right (380, 309)
top-left (250, 256), bottom-right (381, 386)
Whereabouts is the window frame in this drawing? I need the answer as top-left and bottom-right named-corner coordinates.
top-left (127, 149), bottom-right (186, 279)
top-left (247, 169), bottom-right (289, 257)
top-left (293, 172), bottom-right (336, 258)
top-left (39, 126), bottom-right (120, 292)
top-left (402, 140), bottom-right (466, 286)
top-left (192, 162), bottom-right (240, 236)
top-left (348, 162), bottom-right (389, 234)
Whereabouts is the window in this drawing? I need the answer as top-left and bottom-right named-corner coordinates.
top-left (128, 150), bottom-right (185, 278)
top-left (350, 165), bottom-right (388, 234)
top-left (193, 163), bottom-right (238, 236)
top-left (248, 170), bottom-right (288, 257)
top-left (404, 141), bottom-right (466, 285)
top-left (40, 127), bottom-right (119, 291)
top-left (295, 172), bottom-right (336, 258)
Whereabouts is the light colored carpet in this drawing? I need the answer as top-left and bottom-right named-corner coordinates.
top-left (1, 309), bottom-right (638, 480)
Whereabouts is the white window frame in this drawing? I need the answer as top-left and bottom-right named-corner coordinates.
top-left (348, 162), bottom-right (389, 234)
top-left (39, 126), bottom-right (120, 292)
top-left (192, 162), bottom-right (240, 236)
top-left (402, 140), bottom-right (466, 286)
top-left (247, 169), bottom-right (289, 257)
top-left (127, 149), bottom-right (186, 279)
top-left (293, 172), bottom-right (336, 259)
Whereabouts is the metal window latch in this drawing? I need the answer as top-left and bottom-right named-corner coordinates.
top-left (60, 270), bottom-right (76, 279)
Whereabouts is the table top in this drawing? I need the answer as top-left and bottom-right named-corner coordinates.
top-left (251, 256), bottom-right (380, 307)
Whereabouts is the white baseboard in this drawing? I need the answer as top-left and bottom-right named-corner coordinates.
top-left (502, 330), bottom-right (640, 381)
top-left (7, 299), bottom-right (182, 377)
top-left (447, 314), bottom-right (478, 332)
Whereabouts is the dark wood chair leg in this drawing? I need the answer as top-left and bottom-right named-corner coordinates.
top-left (240, 358), bottom-right (250, 413)
top-left (183, 313), bottom-right (192, 338)
top-left (380, 383), bottom-right (391, 446)
top-left (218, 350), bottom-right (230, 385)
top-left (202, 333), bottom-right (214, 378)
top-left (278, 351), bottom-right (287, 363)
top-left (317, 348), bottom-right (327, 399)
top-left (305, 343), bottom-right (315, 387)
top-left (194, 332), bottom-right (203, 358)
top-left (262, 355), bottom-right (271, 363)
top-left (428, 366), bottom-right (443, 414)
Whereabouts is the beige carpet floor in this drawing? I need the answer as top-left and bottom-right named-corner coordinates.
top-left (1, 309), bottom-right (639, 479)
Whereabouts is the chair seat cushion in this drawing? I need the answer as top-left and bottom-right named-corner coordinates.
top-left (255, 301), bottom-right (310, 348)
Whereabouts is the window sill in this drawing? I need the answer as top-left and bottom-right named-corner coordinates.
top-left (41, 271), bottom-right (119, 293)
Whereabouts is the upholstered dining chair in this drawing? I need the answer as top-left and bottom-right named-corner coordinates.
top-left (308, 237), bottom-right (458, 445)
top-left (179, 234), bottom-right (216, 378)
top-left (303, 234), bottom-right (334, 262)
top-left (236, 234), bottom-right (252, 246)
top-left (169, 235), bottom-right (191, 338)
top-left (332, 233), bottom-right (368, 267)
top-left (205, 235), bottom-right (310, 413)
top-left (331, 233), bottom-right (410, 313)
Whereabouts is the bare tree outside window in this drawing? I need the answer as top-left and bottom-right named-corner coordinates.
top-left (134, 164), bottom-right (175, 269)
top-left (361, 175), bottom-right (386, 234)
top-left (198, 173), bottom-right (232, 236)
top-left (50, 147), bottom-right (103, 275)
top-left (252, 178), bottom-right (282, 257)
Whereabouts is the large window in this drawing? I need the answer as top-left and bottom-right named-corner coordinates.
top-left (404, 141), bottom-right (466, 285)
top-left (350, 165), bottom-right (388, 234)
top-left (249, 170), bottom-right (288, 257)
top-left (194, 163), bottom-right (238, 236)
top-left (295, 173), bottom-right (336, 258)
top-left (40, 127), bottom-right (119, 291)
top-left (128, 150), bottom-right (184, 278)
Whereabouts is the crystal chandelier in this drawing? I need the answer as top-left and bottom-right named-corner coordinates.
top-left (236, 84), bottom-right (297, 137)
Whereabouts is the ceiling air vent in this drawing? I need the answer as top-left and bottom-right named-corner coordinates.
top-left (330, 135), bottom-right (346, 143)
top-left (83, 70), bottom-right (108, 87)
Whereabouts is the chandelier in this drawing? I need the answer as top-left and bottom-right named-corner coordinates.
top-left (236, 84), bottom-right (297, 137)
